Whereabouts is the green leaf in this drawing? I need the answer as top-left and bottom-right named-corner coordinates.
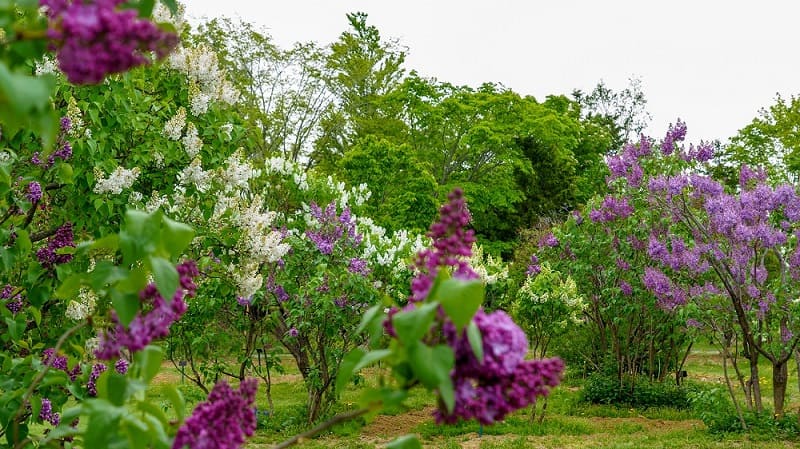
top-left (161, 216), bottom-right (193, 258)
top-left (91, 233), bottom-right (120, 251)
top-left (29, 306), bottom-right (41, 326)
top-left (392, 301), bottom-right (438, 346)
top-left (466, 320), bottom-right (484, 362)
top-left (57, 163), bottom-right (73, 184)
top-left (335, 348), bottom-right (365, 395)
top-left (112, 291), bottom-right (140, 327)
top-left (0, 63), bottom-right (57, 147)
top-left (133, 345), bottom-right (162, 383)
top-left (354, 349), bottom-right (392, 372)
top-left (438, 377), bottom-right (455, 414)
top-left (356, 304), bottom-right (381, 334)
top-left (135, 0), bottom-right (155, 17)
top-left (162, 384), bottom-right (185, 421)
top-left (99, 372), bottom-right (128, 406)
top-left (386, 434), bottom-right (422, 449)
top-left (149, 256), bottom-right (178, 302)
top-left (159, 0), bottom-right (178, 15)
top-left (408, 343), bottom-right (453, 390)
top-left (137, 401), bottom-right (170, 428)
top-left (434, 278), bottom-right (484, 331)
top-left (55, 274), bottom-right (83, 299)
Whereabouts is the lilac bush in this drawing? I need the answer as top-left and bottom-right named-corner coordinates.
top-left (604, 121), bottom-right (800, 417)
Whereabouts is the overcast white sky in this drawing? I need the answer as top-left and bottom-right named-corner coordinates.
top-left (186, 0), bottom-right (800, 143)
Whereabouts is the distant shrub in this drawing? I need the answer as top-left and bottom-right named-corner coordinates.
top-left (581, 374), bottom-right (693, 409)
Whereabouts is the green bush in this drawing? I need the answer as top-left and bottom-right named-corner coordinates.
top-left (581, 374), bottom-right (692, 409)
top-left (689, 387), bottom-right (800, 438)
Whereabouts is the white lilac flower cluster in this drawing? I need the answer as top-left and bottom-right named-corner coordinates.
top-left (468, 244), bottom-right (509, 285)
top-left (233, 196), bottom-right (290, 265)
top-left (94, 166), bottom-right (141, 194)
top-left (223, 150), bottom-right (261, 193)
top-left (517, 264), bottom-right (586, 326)
top-left (178, 157), bottom-right (212, 192)
top-left (163, 107), bottom-right (186, 141)
top-left (182, 122), bottom-right (203, 158)
top-left (359, 217), bottom-right (424, 274)
top-left (325, 176), bottom-right (371, 208)
top-left (168, 44), bottom-right (240, 115)
top-left (65, 287), bottom-right (98, 321)
top-left (265, 156), bottom-right (308, 191)
top-left (152, 2), bottom-right (186, 32)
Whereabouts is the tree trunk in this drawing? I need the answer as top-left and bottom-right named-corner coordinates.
top-left (307, 388), bottom-right (325, 424)
top-left (722, 345), bottom-right (747, 430)
top-left (749, 351), bottom-right (763, 412)
top-left (773, 361), bottom-right (788, 418)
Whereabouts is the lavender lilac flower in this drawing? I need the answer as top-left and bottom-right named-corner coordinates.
top-left (398, 188), bottom-right (563, 424)
top-left (305, 202), bottom-right (362, 255)
top-left (172, 379), bottom-right (258, 449)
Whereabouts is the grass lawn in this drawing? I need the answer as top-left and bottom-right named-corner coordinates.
top-left (149, 348), bottom-right (800, 448)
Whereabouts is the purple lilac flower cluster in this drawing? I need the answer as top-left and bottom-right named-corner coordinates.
top-left (305, 202), bottom-right (362, 255)
top-left (172, 379), bottom-right (258, 449)
top-left (27, 181), bottom-right (42, 204)
top-left (525, 254), bottom-right (541, 277)
top-left (347, 257), bottom-right (370, 275)
top-left (438, 309), bottom-right (564, 424)
top-left (605, 135), bottom-right (652, 187)
top-left (2, 285), bottom-right (23, 314)
top-left (589, 195), bottom-right (634, 223)
top-left (39, 398), bottom-right (61, 426)
top-left (408, 189), bottom-right (477, 303)
top-left (35, 222), bottom-right (75, 269)
top-left (42, 348), bottom-right (81, 380)
top-left (95, 260), bottom-right (199, 360)
top-left (660, 120), bottom-right (687, 155)
top-left (40, 0), bottom-right (178, 84)
top-left (641, 266), bottom-right (687, 310)
top-left (42, 348), bottom-right (69, 371)
top-left (399, 189), bottom-right (563, 424)
top-left (115, 358), bottom-right (129, 374)
top-left (87, 363), bottom-right (107, 396)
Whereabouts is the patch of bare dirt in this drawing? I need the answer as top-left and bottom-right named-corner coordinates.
top-left (361, 407), bottom-right (435, 441)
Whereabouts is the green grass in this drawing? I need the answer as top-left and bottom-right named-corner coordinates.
top-left (144, 349), bottom-right (800, 449)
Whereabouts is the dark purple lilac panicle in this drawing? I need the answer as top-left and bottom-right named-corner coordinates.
top-left (36, 222), bottom-right (75, 268)
top-left (39, 0), bottom-right (178, 84)
top-left (438, 309), bottom-right (563, 425)
top-left (95, 260), bottom-right (199, 360)
top-left (87, 363), bottom-right (107, 396)
top-left (39, 398), bottom-right (61, 426)
top-left (172, 379), bottom-right (258, 449)
top-left (27, 181), bottom-right (42, 204)
top-left (408, 189), bottom-right (477, 303)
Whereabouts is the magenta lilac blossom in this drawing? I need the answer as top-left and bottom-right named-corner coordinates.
top-left (95, 260), bottom-right (199, 360)
top-left (172, 379), bottom-right (258, 449)
top-left (40, 0), bottom-right (178, 84)
top-left (438, 309), bottom-right (563, 424)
